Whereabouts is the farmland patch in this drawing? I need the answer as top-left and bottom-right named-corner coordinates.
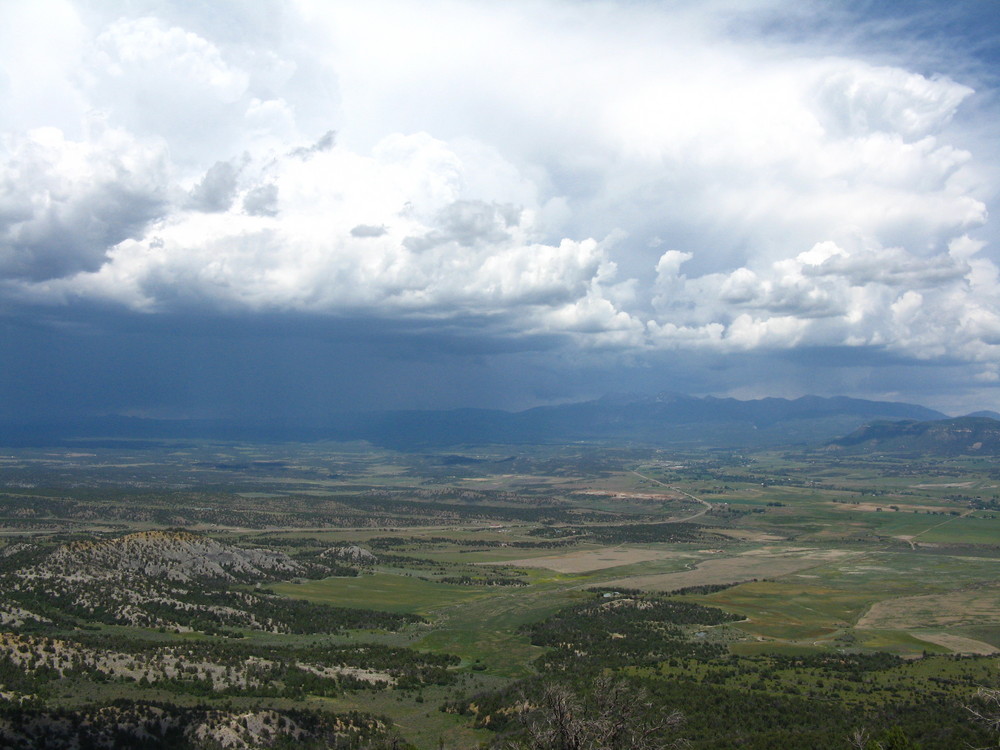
top-left (599, 546), bottom-right (859, 591)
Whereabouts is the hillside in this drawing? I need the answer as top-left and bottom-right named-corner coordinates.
top-left (829, 416), bottom-right (1000, 455)
top-left (0, 703), bottom-right (397, 750)
top-left (1, 531), bottom-right (405, 634)
top-left (44, 530), bottom-right (303, 583)
top-left (967, 410), bottom-right (1000, 420)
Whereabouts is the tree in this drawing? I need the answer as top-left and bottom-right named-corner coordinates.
top-left (967, 687), bottom-right (1000, 748)
top-left (506, 675), bottom-right (686, 750)
top-left (847, 725), bottom-right (921, 750)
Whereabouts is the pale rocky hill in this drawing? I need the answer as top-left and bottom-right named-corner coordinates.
top-left (1, 530), bottom-right (415, 634)
top-left (40, 530), bottom-right (303, 583)
top-left (321, 544), bottom-right (377, 565)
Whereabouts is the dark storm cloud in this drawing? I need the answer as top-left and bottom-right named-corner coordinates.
top-left (0, 305), bottom-right (572, 421)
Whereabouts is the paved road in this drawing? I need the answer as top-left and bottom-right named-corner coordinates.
top-left (630, 469), bottom-right (713, 523)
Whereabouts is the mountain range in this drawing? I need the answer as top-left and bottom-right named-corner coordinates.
top-left (0, 393), bottom-right (952, 450)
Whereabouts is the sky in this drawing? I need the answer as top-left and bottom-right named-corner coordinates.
top-left (2, 0), bottom-right (1000, 423)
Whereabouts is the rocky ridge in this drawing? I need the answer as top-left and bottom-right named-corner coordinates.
top-left (41, 530), bottom-right (303, 583)
top-left (0, 531), bottom-right (407, 634)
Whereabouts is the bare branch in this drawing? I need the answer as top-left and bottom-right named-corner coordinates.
top-left (506, 678), bottom-right (685, 750)
top-left (966, 687), bottom-right (1000, 744)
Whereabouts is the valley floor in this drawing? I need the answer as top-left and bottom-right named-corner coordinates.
top-left (1, 442), bottom-right (998, 748)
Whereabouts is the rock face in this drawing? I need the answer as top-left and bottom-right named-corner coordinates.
top-left (43, 530), bottom-right (303, 582)
top-left (321, 544), bottom-right (377, 565)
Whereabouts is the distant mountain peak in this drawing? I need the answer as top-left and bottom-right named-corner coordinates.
top-left (595, 391), bottom-right (650, 405)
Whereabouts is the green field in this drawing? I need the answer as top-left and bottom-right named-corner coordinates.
top-left (271, 573), bottom-right (492, 615)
